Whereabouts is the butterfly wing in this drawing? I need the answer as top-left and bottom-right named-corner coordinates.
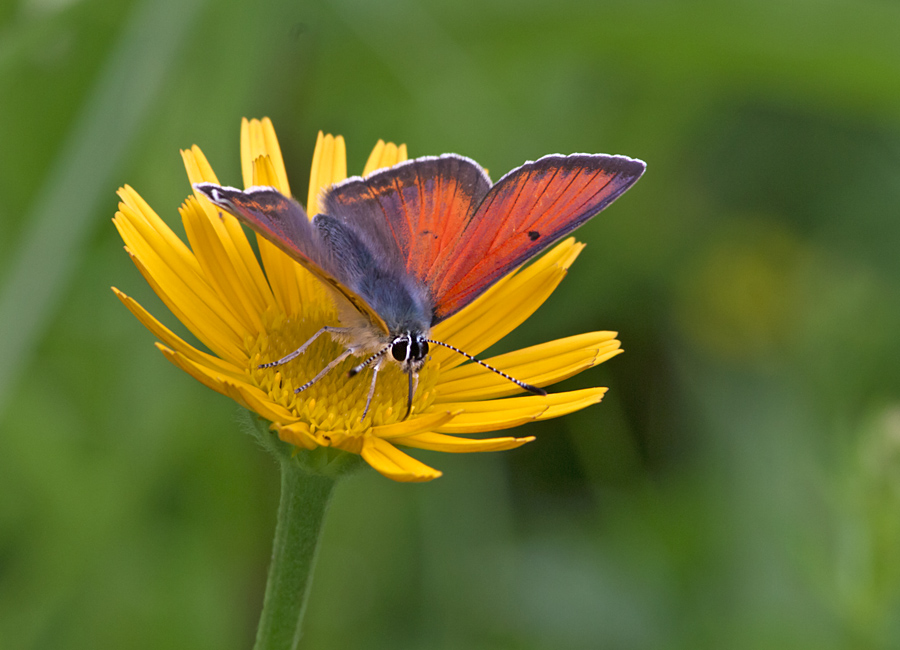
top-left (322, 154), bottom-right (492, 290)
top-left (429, 154), bottom-right (646, 322)
top-left (318, 152), bottom-right (644, 324)
top-left (193, 182), bottom-right (390, 335)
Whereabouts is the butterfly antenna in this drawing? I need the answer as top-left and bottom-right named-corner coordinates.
top-left (349, 346), bottom-right (389, 378)
top-left (425, 339), bottom-right (547, 396)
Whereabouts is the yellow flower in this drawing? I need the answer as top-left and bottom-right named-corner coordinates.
top-left (112, 118), bottom-right (622, 482)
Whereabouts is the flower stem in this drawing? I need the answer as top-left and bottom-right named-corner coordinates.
top-left (253, 457), bottom-right (336, 650)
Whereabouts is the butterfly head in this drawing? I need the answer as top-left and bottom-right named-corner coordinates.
top-left (389, 331), bottom-right (430, 372)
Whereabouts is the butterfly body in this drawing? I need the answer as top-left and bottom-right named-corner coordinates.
top-left (307, 211), bottom-right (433, 358)
top-left (311, 211), bottom-right (434, 399)
top-left (195, 151), bottom-right (645, 418)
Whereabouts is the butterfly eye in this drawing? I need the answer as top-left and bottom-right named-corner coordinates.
top-left (409, 337), bottom-right (429, 361)
top-left (391, 338), bottom-right (409, 362)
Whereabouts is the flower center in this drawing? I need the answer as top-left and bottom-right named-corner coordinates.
top-left (248, 309), bottom-right (439, 433)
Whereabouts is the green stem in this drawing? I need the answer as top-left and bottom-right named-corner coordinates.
top-left (253, 458), bottom-right (337, 650)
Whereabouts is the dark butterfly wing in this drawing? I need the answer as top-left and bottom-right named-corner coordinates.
top-left (193, 182), bottom-right (390, 334)
top-left (322, 154), bottom-right (492, 289)
top-left (430, 154), bottom-right (645, 322)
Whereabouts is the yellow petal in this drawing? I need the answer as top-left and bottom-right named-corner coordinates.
top-left (433, 238), bottom-right (580, 342)
top-left (275, 421), bottom-right (319, 450)
top-left (397, 432), bottom-right (535, 453)
top-left (307, 131), bottom-right (348, 217)
top-left (180, 197), bottom-right (264, 335)
top-left (114, 207), bottom-right (246, 344)
top-left (116, 185), bottom-right (202, 276)
top-left (182, 147), bottom-right (276, 312)
top-left (157, 345), bottom-right (297, 424)
top-left (362, 140), bottom-right (408, 176)
top-left (113, 287), bottom-right (246, 378)
top-left (241, 152), bottom-right (304, 316)
top-left (311, 429), bottom-right (362, 453)
top-left (360, 435), bottom-right (442, 482)
top-left (251, 154), bottom-right (281, 187)
top-left (372, 410), bottom-right (458, 440)
top-left (258, 240), bottom-right (304, 317)
top-left (536, 387), bottom-right (608, 420)
top-left (248, 154), bottom-right (308, 311)
top-left (120, 239), bottom-right (248, 365)
top-left (435, 333), bottom-right (622, 401)
top-left (243, 132), bottom-right (341, 315)
top-left (434, 402), bottom-right (547, 434)
top-left (180, 144), bottom-right (220, 186)
top-left (241, 117), bottom-right (291, 195)
top-left (436, 387), bottom-right (608, 432)
top-left (155, 344), bottom-right (234, 396)
top-left (225, 381), bottom-right (299, 424)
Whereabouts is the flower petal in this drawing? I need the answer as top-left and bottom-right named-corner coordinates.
top-left (241, 117), bottom-right (291, 195)
top-left (249, 154), bottom-right (313, 311)
top-left (536, 387), bottom-right (609, 420)
top-left (113, 287), bottom-right (245, 377)
top-left (116, 185), bottom-right (203, 275)
top-left (239, 119), bottom-right (310, 315)
top-left (362, 140), bottom-right (408, 176)
top-left (155, 344), bottom-right (244, 397)
top-left (434, 332), bottom-right (622, 401)
top-left (307, 131), bottom-right (348, 217)
top-left (372, 410), bottom-right (458, 440)
top-left (275, 421), bottom-right (319, 450)
top-left (434, 402), bottom-right (547, 434)
top-left (181, 144), bottom-right (220, 185)
top-left (182, 146), bottom-right (275, 312)
top-left (291, 132), bottom-right (350, 305)
top-left (397, 432), bottom-right (535, 453)
top-left (157, 345), bottom-right (297, 424)
top-left (118, 237), bottom-right (247, 365)
top-left (360, 435), bottom-right (443, 482)
top-left (180, 197), bottom-right (264, 334)
top-left (435, 387), bottom-right (608, 432)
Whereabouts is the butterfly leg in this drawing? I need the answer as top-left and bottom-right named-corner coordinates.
top-left (361, 360), bottom-right (382, 419)
top-left (348, 346), bottom-right (389, 378)
top-left (259, 326), bottom-right (350, 369)
top-left (294, 349), bottom-right (352, 393)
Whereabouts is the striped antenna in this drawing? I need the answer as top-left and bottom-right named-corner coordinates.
top-left (425, 339), bottom-right (547, 396)
top-left (348, 346), bottom-right (389, 378)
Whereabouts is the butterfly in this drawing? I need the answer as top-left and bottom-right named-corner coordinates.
top-left (194, 151), bottom-right (645, 419)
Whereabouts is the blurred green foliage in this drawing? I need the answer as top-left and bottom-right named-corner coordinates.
top-left (2, 0), bottom-right (900, 648)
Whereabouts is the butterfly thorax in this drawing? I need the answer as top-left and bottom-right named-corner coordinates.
top-left (315, 211), bottom-right (433, 370)
top-left (354, 269), bottom-right (432, 371)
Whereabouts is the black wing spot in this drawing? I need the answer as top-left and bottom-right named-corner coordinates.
top-left (528, 230), bottom-right (540, 241)
top-left (420, 229), bottom-right (439, 240)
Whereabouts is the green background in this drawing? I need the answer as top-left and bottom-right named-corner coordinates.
top-left (2, 0), bottom-right (900, 648)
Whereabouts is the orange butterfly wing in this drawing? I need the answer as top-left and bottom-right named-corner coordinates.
top-left (430, 154), bottom-right (645, 321)
top-left (321, 153), bottom-right (644, 325)
top-left (323, 155), bottom-right (491, 290)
